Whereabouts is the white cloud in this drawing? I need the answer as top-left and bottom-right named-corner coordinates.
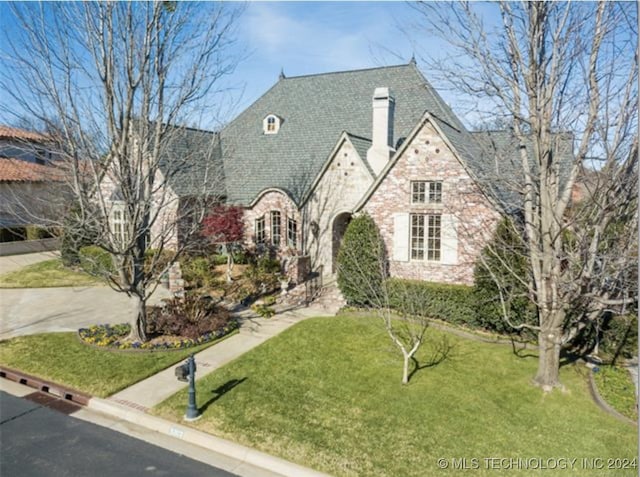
top-left (241, 3), bottom-right (408, 75)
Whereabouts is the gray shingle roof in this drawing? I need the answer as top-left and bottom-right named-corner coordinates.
top-left (345, 133), bottom-right (373, 176)
top-left (220, 63), bottom-right (464, 205)
top-left (471, 130), bottom-right (574, 213)
top-left (158, 127), bottom-right (225, 198)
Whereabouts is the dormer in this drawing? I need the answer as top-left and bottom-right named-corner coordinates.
top-left (263, 114), bottom-right (282, 135)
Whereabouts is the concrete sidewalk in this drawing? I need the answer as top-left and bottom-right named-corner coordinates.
top-left (0, 251), bottom-right (59, 274)
top-left (111, 305), bottom-right (328, 410)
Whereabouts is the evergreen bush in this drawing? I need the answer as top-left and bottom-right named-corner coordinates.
top-left (473, 218), bottom-right (537, 335)
top-left (336, 213), bottom-right (386, 306)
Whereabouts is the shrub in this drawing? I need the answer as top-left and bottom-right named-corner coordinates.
top-left (473, 218), bottom-right (537, 335)
top-left (60, 206), bottom-right (100, 266)
top-left (25, 226), bottom-right (53, 240)
top-left (386, 278), bottom-right (476, 327)
top-left (148, 294), bottom-right (234, 339)
top-left (181, 255), bottom-right (220, 289)
top-left (600, 313), bottom-right (638, 363)
top-left (79, 245), bottom-right (115, 275)
top-left (0, 227), bottom-right (26, 243)
top-left (232, 250), bottom-right (249, 265)
top-left (251, 303), bottom-right (275, 318)
top-left (212, 254), bottom-right (229, 266)
top-left (337, 213), bottom-right (386, 306)
top-left (245, 252), bottom-right (280, 291)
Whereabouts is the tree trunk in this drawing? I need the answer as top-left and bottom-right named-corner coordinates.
top-left (226, 248), bottom-right (234, 283)
top-left (533, 328), bottom-right (562, 391)
top-left (128, 294), bottom-right (148, 342)
top-left (402, 353), bottom-right (410, 385)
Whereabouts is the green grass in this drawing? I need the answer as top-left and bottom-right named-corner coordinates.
top-left (593, 365), bottom-right (638, 421)
top-left (0, 331), bottom-right (236, 397)
top-left (0, 259), bottom-right (101, 288)
top-left (155, 314), bottom-right (637, 477)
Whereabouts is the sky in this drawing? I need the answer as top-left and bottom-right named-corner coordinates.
top-left (0, 1), bottom-right (436, 128)
top-left (202, 1), bottom-right (457, 126)
top-left (0, 1), bottom-right (491, 130)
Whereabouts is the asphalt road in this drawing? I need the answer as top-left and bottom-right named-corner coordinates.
top-left (0, 391), bottom-right (238, 477)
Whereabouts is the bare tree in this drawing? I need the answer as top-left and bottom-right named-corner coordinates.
top-left (337, 213), bottom-right (451, 385)
top-left (411, 1), bottom-right (638, 390)
top-left (0, 2), bottom-right (241, 341)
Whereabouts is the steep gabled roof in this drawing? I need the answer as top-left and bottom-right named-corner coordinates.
top-left (220, 63), bottom-right (463, 205)
top-left (157, 126), bottom-right (225, 199)
top-left (471, 130), bottom-right (575, 212)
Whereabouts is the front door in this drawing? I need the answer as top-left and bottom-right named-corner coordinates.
top-left (331, 212), bottom-right (352, 274)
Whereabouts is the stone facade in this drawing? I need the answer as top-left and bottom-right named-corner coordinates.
top-left (243, 189), bottom-right (301, 252)
top-left (100, 170), bottom-right (179, 250)
top-left (302, 136), bottom-right (374, 274)
top-left (363, 120), bottom-right (500, 285)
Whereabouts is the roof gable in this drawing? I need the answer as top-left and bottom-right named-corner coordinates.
top-left (220, 63), bottom-right (463, 205)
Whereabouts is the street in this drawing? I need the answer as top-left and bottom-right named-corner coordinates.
top-left (0, 391), bottom-right (238, 477)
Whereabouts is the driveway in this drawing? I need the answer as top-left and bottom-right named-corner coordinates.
top-left (0, 251), bottom-right (171, 340)
top-left (0, 285), bottom-right (170, 340)
top-left (0, 251), bottom-right (59, 274)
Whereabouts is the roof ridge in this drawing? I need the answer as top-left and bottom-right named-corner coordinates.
top-left (428, 112), bottom-right (462, 134)
top-left (345, 132), bottom-right (372, 142)
top-left (282, 63), bottom-right (412, 81)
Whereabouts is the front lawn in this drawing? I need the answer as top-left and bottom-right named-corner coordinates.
top-left (0, 259), bottom-right (100, 288)
top-left (155, 314), bottom-right (637, 477)
top-left (0, 331), bottom-right (236, 397)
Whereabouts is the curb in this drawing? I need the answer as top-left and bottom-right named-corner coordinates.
top-left (87, 398), bottom-right (332, 477)
top-left (0, 370), bottom-right (331, 477)
top-left (0, 366), bottom-right (90, 405)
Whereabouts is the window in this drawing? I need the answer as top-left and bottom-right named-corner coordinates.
top-left (411, 181), bottom-right (442, 204)
top-left (255, 216), bottom-right (266, 244)
top-left (270, 211), bottom-right (281, 246)
top-left (263, 114), bottom-right (281, 134)
top-left (429, 181), bottom-right (442, 203)
top-left (287, 217), bottom-right (297, 249)
top-left (110, 203), bottom-right (128, 244)
top-left (410, 214), bottom-right (441, 261)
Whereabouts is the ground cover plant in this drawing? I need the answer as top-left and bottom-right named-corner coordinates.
top-left (154, 314), bottom-right (637, 477)
top-left (0, 331), bottom-right (235, 397)
top-left (0, 258), bottom-right (100, 288)
top-left (592, 365), bottom-right (638, 421)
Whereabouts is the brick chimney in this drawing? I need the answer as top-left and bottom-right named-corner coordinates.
top-left (367, 87), bottom-right (395, 175)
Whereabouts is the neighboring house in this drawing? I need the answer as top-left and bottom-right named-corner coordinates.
top-left (0, 126), bottom-right (64, 240)
top-left (133, 62), bottom-right (573, 286)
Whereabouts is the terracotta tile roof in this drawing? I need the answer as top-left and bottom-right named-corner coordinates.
top-left (0, 158), bottom-right (64, 183)
top-left (0, 125), bottom-right (48, 142)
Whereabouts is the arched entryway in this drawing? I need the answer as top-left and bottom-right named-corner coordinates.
top-left (332, 212), bottom-right (352, 274)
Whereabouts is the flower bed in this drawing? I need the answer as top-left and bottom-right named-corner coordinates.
top-left (78, 319), bottom-right (239, 352)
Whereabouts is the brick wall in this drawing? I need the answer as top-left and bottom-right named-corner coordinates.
top-left (364, 120), bottom-right (500, 285)
top-left (243, 189), bottom-right (301, 252)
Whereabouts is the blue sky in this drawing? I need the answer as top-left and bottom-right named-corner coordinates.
top-left (217, 1), bottom-right (453, 123)
top-left (0, 1), bottom-right (501, 129)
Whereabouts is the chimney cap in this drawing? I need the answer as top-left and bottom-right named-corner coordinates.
top-left (373, 87), bottom-right (392, 100)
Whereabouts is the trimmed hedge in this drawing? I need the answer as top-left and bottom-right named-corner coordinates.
top-left (386, 278), bottom-right (476, 327)
top-left (78, 245), bottom-right (115, 275)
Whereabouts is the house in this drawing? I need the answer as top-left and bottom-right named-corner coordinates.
top-left (0, 126), bottom-right (64, 243)
top-left (147, 62), bottom-right (572, 286)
